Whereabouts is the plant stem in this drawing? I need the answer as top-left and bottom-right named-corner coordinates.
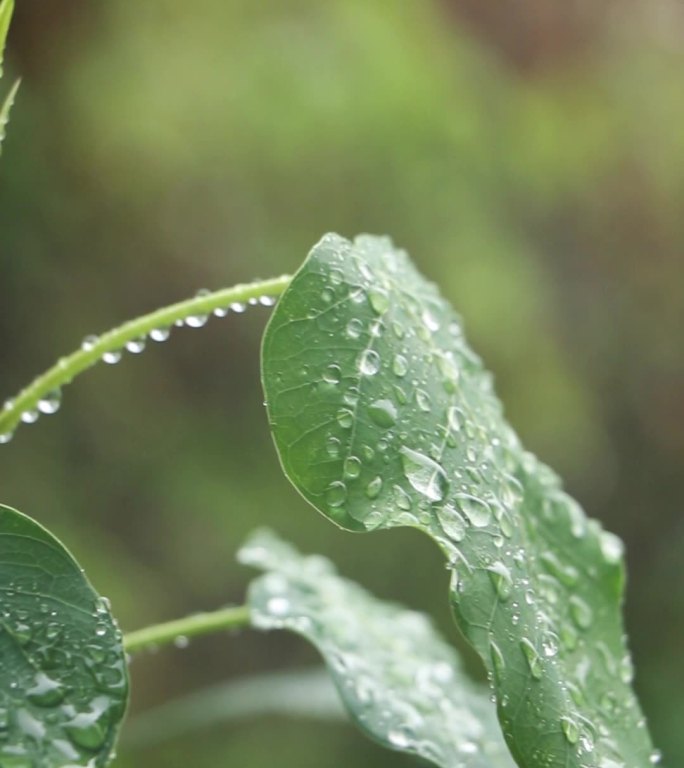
top-left (0, 274), bottom-right (291, 441)
top-left (124, 605), bottom-right (252, 654)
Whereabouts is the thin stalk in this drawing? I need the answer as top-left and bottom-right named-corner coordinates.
top-left (124, 605), bottom-right (252, 655)
top-left (0, 275), bottom-right (291, 441)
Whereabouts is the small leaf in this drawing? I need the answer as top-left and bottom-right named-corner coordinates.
top-left (261, 234), bottom-right (657, 767)
top-left (240, 530), bottom-right (516, 768)
top-left (0, 504), bottom-right (129, 766)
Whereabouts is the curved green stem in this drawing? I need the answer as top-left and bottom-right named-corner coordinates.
top-left (124, 605), bottom-right (252, 655)
top-left (0, 275), bottom-right (291, 441)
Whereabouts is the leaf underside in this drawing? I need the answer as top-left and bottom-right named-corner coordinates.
top-left (261, 234), bottom-right (656, 768)
top-left (241, 530), bottom-right (516, 768)
top-left (0, 504), bottom-right (128, 767)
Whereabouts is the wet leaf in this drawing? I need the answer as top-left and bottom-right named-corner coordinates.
top-left (261, 234), bottom-right (657, 767)
top-left (241, 530), bottom-right (516, 768)
top-left (0, 504), bottom-right (128, 766)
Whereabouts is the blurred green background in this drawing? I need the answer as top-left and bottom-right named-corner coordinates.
top-left (1, 1), bottom-right (683, 765)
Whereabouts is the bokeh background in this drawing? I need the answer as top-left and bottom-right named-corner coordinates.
top-left (1, 1), bottom-right (683, 765)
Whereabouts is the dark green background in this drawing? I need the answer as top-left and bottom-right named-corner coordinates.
top-left (1, 2), bottom-right (682, 766)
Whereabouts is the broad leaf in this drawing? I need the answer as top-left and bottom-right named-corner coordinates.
top-left (0, 504), bottom-right (128, 766)
top-left (240, 530), bottom-right (516, 768)
top-left (261, 234), bottom-right (657, 768)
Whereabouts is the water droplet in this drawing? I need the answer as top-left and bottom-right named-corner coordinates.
top-left (336, 409), bottom-right (353, 429)
top-left (488, 562), bottom-right (512, 601)
top-left (325, 481), bottom-right (347, 508)
top-left (346, 318), bottom-right (364, 339)
top-left (400, 447), bottom-right (449, 502)
top-left (125, 337), bottom-right (146, 354)
top-left (259, 295), bottom-right (276, 307)
top-left (368, 399), bottom-right (397, 428)
top-left (392, 354), bottom-right (409, 377)
top-left (619, 654), bottom-right (634, 684)
top-left (37, 389), bottom-right (62, 416)
top-left (365, 476), bottom-right (383, 499)
top-left (415, 389), bottom-right (431, 412)
top-left (26, 672), bottom-right (65, 707)
top-left (650, 749), bottom-right (663, 765)
top-left (490, 639), bottom-right (506, 679)
top-left (422, 309), bottom-right (440, 332)
top-left (323, 364), bottom-right (342, 385)
top-left (326, 436), bottom-right (341, 457)
top-left (569, 595), bottom-right (593, 630)
top-left (368, 288), bottom-right (389, 315)
top-left (20, 409), bottom-right (39, 424)
top-left (150, 326), bottom-right (171, 342)
top-left (266, 597), bottom-right (290, 616)
top-left (358, 350), bottom-right (381, 376)
top-left (437, 504), bottom-right (466, 541)
top-left (102, 350), bottom-right (122, 365)
top-left (560, 715), bottom-right (580, 744)
top-left (520, 638), bottom-right (543, 680)
top-left (81, 334), bottom-right (99, 351)
top-left (0, 431), bottom-right (13, 444)
top-left (388, 727), bottom-right (412, 749)
top-left (454, 494), bottom-right (491, 527)
top-left (599, 531), bottom-right (623, 564)
top-left (230, 302), bottom-right (247, 313)
top-left (343, 457), bottom-right (362, 479)
top-left (393, 485), bottom-right (412, 511)
top-left (540, 551), bottom-right (579, 586)
top-left (186, 313), bottom-right (208, 328)
top-left (541, 631), bottom-right (559, 657)
top-left (447, 406), bottom-right (465, 432)
top-left (65, 698), bottom-right (110, 751)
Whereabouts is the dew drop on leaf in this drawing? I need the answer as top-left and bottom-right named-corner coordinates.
top-left (436, 504), bottom-right (466, 541)
top-left (400, 447), bottom-right (449, 502)
top-left (368, 399), bottom-right (397, 428)
top-left (358, 350), bottom-right (381, 376)
top-left (392, 354), bottom-right (409, 377)
top-left (569, 595), bottom-right (593, 630)
top-left (325, 481), bottom-right (347, 508)
top-left (454, 494), bottom-right (491, 528)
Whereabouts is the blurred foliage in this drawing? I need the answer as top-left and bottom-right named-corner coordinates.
top-left (0, 1), bottom-right (682, 766)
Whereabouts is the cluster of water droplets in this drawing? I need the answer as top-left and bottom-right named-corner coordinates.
top-left (264, 233), bottom-right (658, 767)
top-left (240, 530), bottom-right (516, 768)
top-left (0, 290), bottom-right (277, 446)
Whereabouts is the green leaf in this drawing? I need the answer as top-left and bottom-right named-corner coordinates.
top-left (0, 504), bottom-right (129, 766)
top-left (0, 0), bottom-right (12, 77)
top-left (0, 0), bottom-right (18, 157)
top-left (261, 234), bottom-right (657, 768)
top-left (240, 530), bottom-right (516, 768)
top-left (123, 667), bottom-right (343, 749)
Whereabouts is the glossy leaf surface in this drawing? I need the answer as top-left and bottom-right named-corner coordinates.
top-left (261, 234), bottom-right (657, 767)
top-left (0, 504), bottom-right (128, 766)
top-left (241, 530), bottom-right (516, 768)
